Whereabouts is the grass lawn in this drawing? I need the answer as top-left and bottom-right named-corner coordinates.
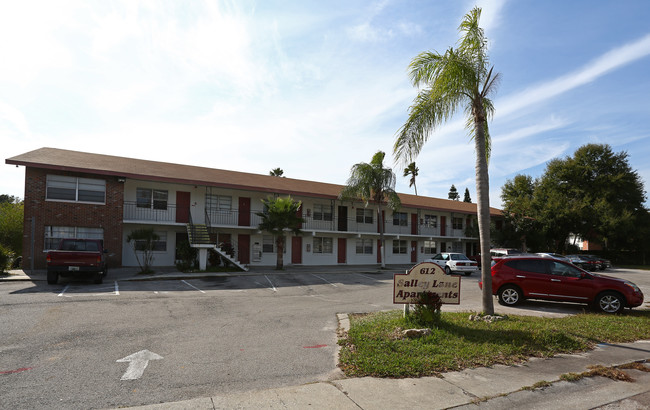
top-left (338, 310), bottom-right (650, 378)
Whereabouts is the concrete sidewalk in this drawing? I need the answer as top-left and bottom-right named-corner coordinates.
top-left (125, 340), bottom-right (650, 410)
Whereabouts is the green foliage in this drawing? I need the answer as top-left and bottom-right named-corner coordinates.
top-left (403, 162), bottom-right (419, 195)
top-left (410, 292), bottom-right (443, 326)
top-left (499, 174), bottom-right (541, 251)
top-left (448, 184), bottom-right (460, 200)
top-left (256, 196), bottom-right (303, 270)
top-left (503, 144), bottom-right (647, 253)
top-left (463, 188), bottom-right (471, 203)
top-left (0, 243), bottom-right (13, 273)
top-left (269, 168), bottom-right (284, 177)
top-left (126, 228), bottom-right (160, 273)
top-left (0, 200), bottom-right (23, 256)
top-left (340, 151), bottom-right (401, 268)
top-left (175, 238), bottom-right (198, 271)
top-left (339, 309), bottom-right (650, 378)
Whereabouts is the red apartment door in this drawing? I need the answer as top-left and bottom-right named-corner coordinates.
top-left (238, 197), bottom-right (251, 226)
top-left (337, 238), bottom-right (346, 263)
top-left (238, 234), bottom-right (250, 264)
top-left (411, 240), bottom-right (417, 263)
top-left (291, 236), bottom-right (302, 264)
top-left (377, 239), bottom-right (382, 264)
top-left (175, 191), bottom-right (191, 223)
top-left (440, 216), bottom-right (447, 236)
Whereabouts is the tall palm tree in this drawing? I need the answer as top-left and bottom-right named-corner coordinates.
top-left (256, 196), bottom-right (303, 270)
top-left (393, 7), bottom-right (500, 314)
top-left (340, 151), bottom-right (401, 268)
top-left (403, 162), bottom-right (419, 195)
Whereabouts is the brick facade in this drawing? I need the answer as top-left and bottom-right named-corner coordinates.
top-left (22, 167), bottom-right (124, 270)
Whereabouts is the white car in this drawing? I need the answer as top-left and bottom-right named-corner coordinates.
top-left (426, 252), bottom-right (478, 276)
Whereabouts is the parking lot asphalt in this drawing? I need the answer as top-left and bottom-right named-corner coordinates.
top-left (2, 265), bottom-right (649, 409)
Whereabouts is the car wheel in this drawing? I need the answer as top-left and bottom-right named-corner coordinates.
top-left (464, 271), bottom-right (472, 276)
top-left (47, 271), bottom-right (59, 285)
top-left (595, 291), bottom-right (624, 314)
top-left (498, 285), bottom-right (522, 306)
top-left (445, 266), bottom-right (452, 275)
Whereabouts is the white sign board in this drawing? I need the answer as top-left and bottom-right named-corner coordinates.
top-left (393, 262), bottom-right (461, 304)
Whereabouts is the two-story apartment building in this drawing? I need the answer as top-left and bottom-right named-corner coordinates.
top-left (6, 148), bottom-right (502, 270)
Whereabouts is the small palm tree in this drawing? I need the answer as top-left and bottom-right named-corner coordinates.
top-left (340, 151), bottom-right (401, 268)
top-left (269, 168), bottom-right (284, 177)
top-left (394, 7), bottom-right (500, 314)
top-left (126, 228), bottom-right (160, 273)
top-left (403, 162), bottom-right (419, 195)
top-left (256, 196), bottom-right (303, 270)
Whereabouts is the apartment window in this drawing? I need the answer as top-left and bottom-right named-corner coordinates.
top-left (136, 188), bottom-right (168, 210)
top-left (263, 235), bottom-right (274, 253)
top-left (452, 217), bottom-right (463, 230)
top-left (313, 204), bottom-right (333, 221)
top-left (46, 175), bottom-right (105, 204)
top-left (356, 208), bottom-right (373, 224)
top-left (133, 231), bottom-right (167, 252)
top-left (423, 240), bottom-right (436, 255)
top-left (393, 212), bottom-right (408, 226)
top-left (206, 194), bottom-right (232, 212)
top-left (423, 214), bottom-right (437, 228)
top-left (313, 237), bottom-right (333, 254)
top-left (44, 226), bottom-right (104, 251)
top-left (355, 239), bottom-right (373, 254)
top-left (393, 239), bottom-right (407, 254)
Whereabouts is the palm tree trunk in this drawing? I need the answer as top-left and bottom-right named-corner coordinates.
top-left (276, 236), bottom-right (284, 270)
top-left (378, 205), bottom-right (386, 268)
top-left (474, 117), bottom-right (494, 315)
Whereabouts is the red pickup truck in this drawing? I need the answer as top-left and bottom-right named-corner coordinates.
top-left (46, 239), bottom-right (109, 285)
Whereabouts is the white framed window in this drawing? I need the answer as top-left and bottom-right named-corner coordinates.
top-left (44, 226), bottom-right (104, 251)
top-left (356, 208), bottom-right (373, 224)
top-left (206, 194), bottom-right (232, 213)
top-left (355, 239), bottom-right (373, 254)
top-left (452, 217), bottom-right (463, 230)
top-left (136, 188), bottom-right (168, 210)
top-left (46, 175), bottom-right (105, 204)
top-left (393, 212), bottom-right (408, 226)
top-left (392, 239), bottom-right (407, 254)
top-left (313, 204), bottom-right (333, 221)
top-left (134, 231), bottom-right (167, 252)
top-left (262, 235), bottom-right (274, 253)
top-left (423, 214), bottom-right (437, 228)
top-left (313, 237), bottom-right (333, 254)
top-left (423, 240), bottom-right (436, 255)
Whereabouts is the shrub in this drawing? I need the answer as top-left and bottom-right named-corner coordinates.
top-left (410, 291), bottom-right (443, 326)
top-left (0, 244), bottom-right (13, 274)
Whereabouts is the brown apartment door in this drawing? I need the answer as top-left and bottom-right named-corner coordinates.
top-left (337, 238), bottom-right (346, 263)
top-left (238, 234), bottom-right (250, 264)
top-left (440, 216), bottom-right (446, 236)
top-left (291, 236), bottom-right (302, 264)
top-left (175, 191), bottom-right (191, 223)
top-left (411, 240), bottom-right (417, 263)
top-left (238, 197), bottom-right (251, 226)
top-left (337, 206), bottom-right (348, 231)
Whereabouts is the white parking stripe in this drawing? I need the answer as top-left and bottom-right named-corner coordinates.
top-left (264, 275), bottom-right (278, 292)
top-left (311, 273), bottom-right (338, 287)
top-left (57, 284), bottom-right (70, 297)
top-left (115, 281), bottom-right (120, 296)
top-left (181, 280), bottom-right (206, 293)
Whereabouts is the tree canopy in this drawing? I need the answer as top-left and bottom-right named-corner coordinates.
top-left (463, 188), bottom-right (472, 203)
top-left (256, 196), bottom-right (303, 270)
top-left (448, 185), bottom-right (460, 201)
top-left (403, 162), bottom-right (419, 195)
top-left (340, 151), bottom-right (401, 268)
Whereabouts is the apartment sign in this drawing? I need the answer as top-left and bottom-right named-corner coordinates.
top-left (393, 262), bottom-right (461, 304)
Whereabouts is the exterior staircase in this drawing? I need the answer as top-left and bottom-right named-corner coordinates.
top-left (186, 224), bottom-right (248, 271)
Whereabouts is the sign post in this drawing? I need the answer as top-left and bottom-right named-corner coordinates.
top-left (393, 261), bottom-right (461, 305)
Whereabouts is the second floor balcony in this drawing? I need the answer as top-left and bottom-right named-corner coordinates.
top-left (123, 201), bottom-right (476, 239)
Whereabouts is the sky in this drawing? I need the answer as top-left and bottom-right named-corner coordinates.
top-left (1, 0), bottom-right (649, 208)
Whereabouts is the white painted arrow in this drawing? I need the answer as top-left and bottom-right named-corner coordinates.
top-left (116, 350), bottom-right (163, 380)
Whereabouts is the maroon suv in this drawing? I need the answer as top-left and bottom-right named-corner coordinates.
top-left (479, 256), bottom-right (643, 313)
